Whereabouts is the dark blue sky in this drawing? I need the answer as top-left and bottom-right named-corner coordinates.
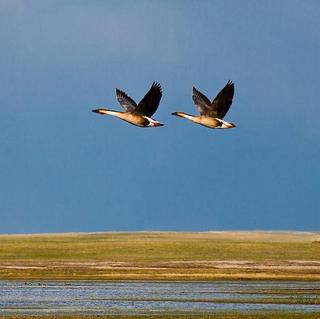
top-left (0, 1), bottom-right (319, 233)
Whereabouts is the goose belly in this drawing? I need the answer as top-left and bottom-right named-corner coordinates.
top-left (119, 114), bottom-right (149, 127)
top-left (199, 117), bottom-right (235, 129)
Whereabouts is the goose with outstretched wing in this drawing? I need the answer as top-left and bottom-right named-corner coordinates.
top-left (92, 82), bottom-right (163, 127)
top-left (172, 81), bottom-right (236, 129)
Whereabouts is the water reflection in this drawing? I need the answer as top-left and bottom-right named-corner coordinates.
top-left (0, 281), bottom-right (319, 315)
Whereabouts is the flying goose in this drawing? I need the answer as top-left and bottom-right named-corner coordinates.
top-left (92, 82), bottom-right (163, 127)
top-left (172, 81), bottom-right (236, 129)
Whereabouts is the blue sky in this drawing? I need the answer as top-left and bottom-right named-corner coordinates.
top-left (0, 0), bottom-right (319, 233)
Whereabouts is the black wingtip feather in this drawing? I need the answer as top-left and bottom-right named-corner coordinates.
top-left (115, 88), bottom-right (123, 96)
top-left (192, 86), bottom-right (202, 96)
top-left (152, 81), bottom-right (162, 93)
top-left (226, 80), bottom-right (234, 87)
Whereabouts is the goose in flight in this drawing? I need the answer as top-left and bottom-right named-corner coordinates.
top-left (172, 81), bottom-right (236, 129)
top-left (92, 82), bottom-right (163, 127)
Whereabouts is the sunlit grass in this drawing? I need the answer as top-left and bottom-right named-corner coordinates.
top-left (1, 232), bottom-right (319, 261)
top-left (0, 231), bottom-right (319, 280)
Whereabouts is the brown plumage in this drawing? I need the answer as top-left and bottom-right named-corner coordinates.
top-left (172, 81), bottom-right (236, 129)
top-left (92, 82), bottom-right (163, 127)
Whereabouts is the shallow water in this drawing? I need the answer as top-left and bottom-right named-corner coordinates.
top-left (0, 280), bottom-right (319, 315)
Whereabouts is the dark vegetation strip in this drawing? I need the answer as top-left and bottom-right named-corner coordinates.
top-left (1, 312), bottom-right (320, 319)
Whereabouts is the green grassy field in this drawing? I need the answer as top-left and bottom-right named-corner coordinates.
top-left (0, 231), bottom-right (319, 280)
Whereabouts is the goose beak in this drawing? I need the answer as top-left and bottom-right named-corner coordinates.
top-left (172, 112), bottom-right (185, 118)
top-left (154, 122), bottom-right (164, 127)
top-left (92, 108), bottom-right (108, 115)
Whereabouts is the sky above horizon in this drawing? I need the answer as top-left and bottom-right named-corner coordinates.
top-left (0, 0), bottom-right (319, 233)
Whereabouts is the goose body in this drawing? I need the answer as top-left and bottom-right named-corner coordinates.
top-left (92, 82), bottom-right (163, 127)
top-left (172, 81), bottom-right (236, 129)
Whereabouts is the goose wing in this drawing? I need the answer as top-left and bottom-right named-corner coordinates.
top-left (210, 81), bottom-right (234, 119)
top-left (133, 82), bottom-right (162, 117)
top-left (116, 89), bottom-right (137, 112)
top-left (192, 87), bottom-right (213, 116)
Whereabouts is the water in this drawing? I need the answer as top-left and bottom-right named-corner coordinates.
top-left (0, 280), bottom-right (319, 315)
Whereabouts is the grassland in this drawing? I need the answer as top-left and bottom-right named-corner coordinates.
top-left (0, 231), bottom-right (319, 280)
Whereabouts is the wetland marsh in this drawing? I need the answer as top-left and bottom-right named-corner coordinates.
top-left (0, 280), bottom-right (319, 316)
top-left (0, 232), bottom-right (319, 318)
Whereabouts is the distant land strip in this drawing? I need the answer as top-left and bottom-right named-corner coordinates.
top-left (0, 231), bottom-right (319, 281)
